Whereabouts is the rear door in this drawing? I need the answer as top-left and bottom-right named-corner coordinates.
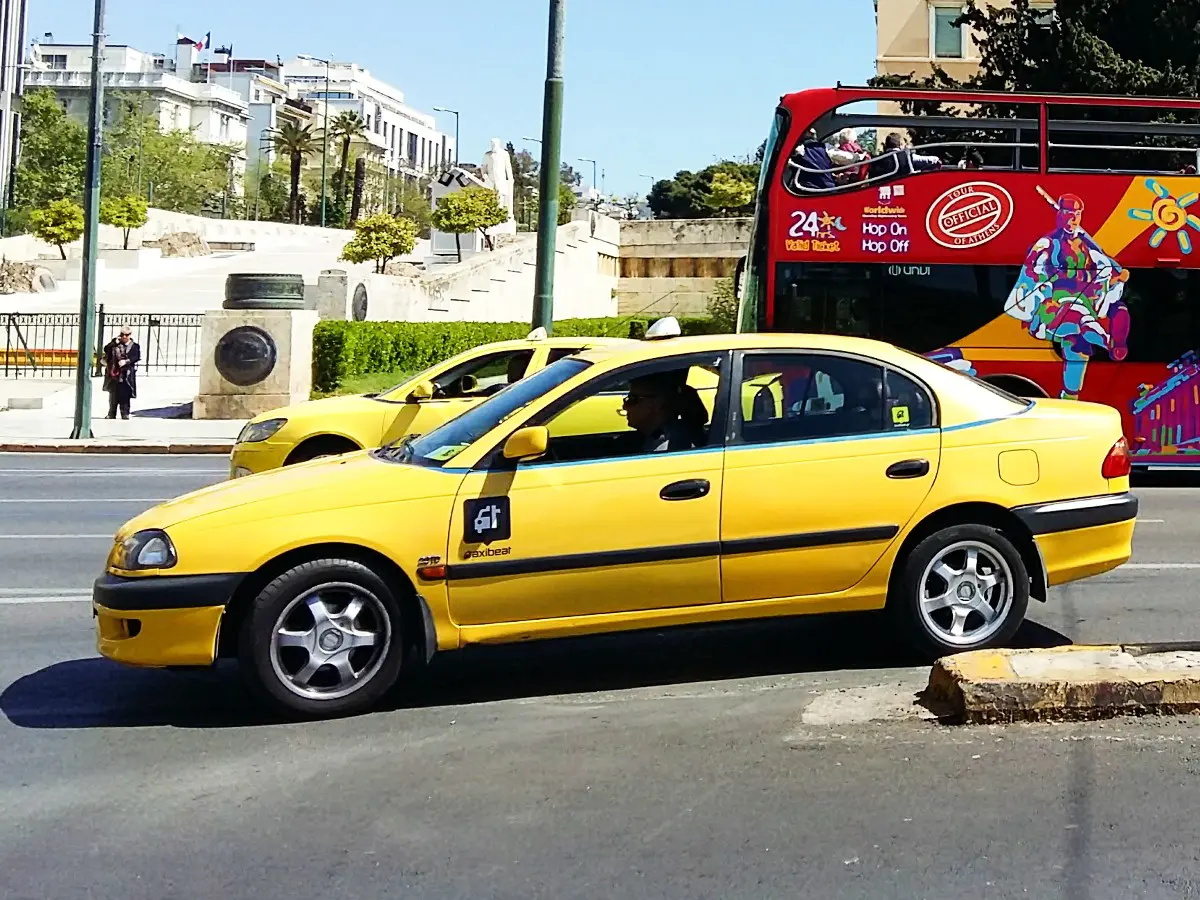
top-left (720, 350), bottom-right (941, 603)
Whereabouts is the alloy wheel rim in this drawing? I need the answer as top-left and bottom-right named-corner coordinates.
top-left (918, 540), bottom-right (1013, 647)
top-left (269, 582), bottom-right (391, 701)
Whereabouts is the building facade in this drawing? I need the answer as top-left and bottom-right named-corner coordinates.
top-left (280, 57), bottom-right (453, 180)
top-left (26, 40), bottom-right (250, 155)
top-left (0, 0), bottom-right (29, 216)
top-left (875, 0), bottom-right (1054, 83)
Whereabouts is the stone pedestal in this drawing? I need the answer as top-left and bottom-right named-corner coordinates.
top-left (310, 269), bottom-right (350, 320)
top-left (193, 308), bottom-right (318, 419)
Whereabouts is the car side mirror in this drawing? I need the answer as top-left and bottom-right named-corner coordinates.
top-left (407, 380), bottom-right (435, 403)
top-left (458, 374), bottom-right (478, 393)
top-left (502, 425), bottom-right (549, 461)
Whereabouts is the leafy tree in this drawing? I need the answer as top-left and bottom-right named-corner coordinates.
top-left (99, 195), bottom-right (148, 249)
top-left (12, 89), bottom-right (86, 209)
top-left (392, 176), bottom-right (433, 238)
top-left (706, 277), bottom-right (739, 333)
top-left (506, 142), bottom-right (539, 231)
top-left (431, 186), bottom-right (508, 261)
top-left (339, 213), bottom-right (418, 273)
top-left (648, 160), bottom-right (759, 219)
top-left (271, 122), bottom-right (319, 224)
top-left (247, 156), bottom-right (292, 222)
top-left (560, 162), bottom-right (582, 187)
top-left (30, 199), bottom-right (84, 259)
top-left (704, 171), bottom-right (755, 217)
top-left (327, 111), bottom-right (368, 225)
top-left (557, 182), bottom-right (576, 225)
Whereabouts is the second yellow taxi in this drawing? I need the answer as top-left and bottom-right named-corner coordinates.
top-left (95, 326), bottom-right (1137, 718)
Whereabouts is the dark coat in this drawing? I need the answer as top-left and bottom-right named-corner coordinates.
top-left (103, 338), bottom-right (141, 398)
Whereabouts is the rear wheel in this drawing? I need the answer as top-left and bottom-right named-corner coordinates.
top-left (890, 524), bottom-right (1029, 660)
top-left (237, 558), bottom-right (405, 718)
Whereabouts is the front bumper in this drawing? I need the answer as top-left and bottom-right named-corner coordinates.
top-left (228, 440), bottom-right (293, 478)
top-left (93, 572), bottom-right (243, 667)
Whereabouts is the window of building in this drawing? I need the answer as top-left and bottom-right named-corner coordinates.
top-left (407, 132), bottom-right (418, 162)
top-left (45, 54), bottom-right (67, 70)
top-left (1030, 4), bottom-right (1055, 26)
top-left (930, 6), bottom-right (965, 59)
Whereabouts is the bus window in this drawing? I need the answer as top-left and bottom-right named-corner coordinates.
top-left (1120, 270), bottom-right (1200, 363)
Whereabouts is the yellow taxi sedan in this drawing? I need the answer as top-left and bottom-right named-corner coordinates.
top-left (95, 330), bottom-right (1137, 718)
top-left (229, 330), bottom-right (637, 478)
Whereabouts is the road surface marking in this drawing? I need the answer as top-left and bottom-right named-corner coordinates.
top-left (0, 593), bottom-right (91, 605)
top-left (1138, 518), bottom-right (1166, 523)
top-left (1123, 563), bottom-right (1200, 569)
top-left (0, 534), bottom-right (112, 539)
top-left (5, 498), bottom-right (168, 503)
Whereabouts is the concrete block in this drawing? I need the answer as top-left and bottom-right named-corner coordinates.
top-left (5, 396), bottom-right (44, 410)
top-left (925, 644), bottom-right (1200, 724)
top-left (98, 248), bottom-right (142, 269)
top-left (193, 308), bottom-right (318, 419)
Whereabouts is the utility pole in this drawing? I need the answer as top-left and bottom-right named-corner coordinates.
top-left (531, 0), bottom-right (564, 334)
top-left (70, 0), bottom-right (107, 439)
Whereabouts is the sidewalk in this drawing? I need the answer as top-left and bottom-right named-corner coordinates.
top-left (0, 375), bottom-right (245, 453)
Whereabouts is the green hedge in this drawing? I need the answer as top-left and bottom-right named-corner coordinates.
top-left (313, 316), bottom-right (721, 393)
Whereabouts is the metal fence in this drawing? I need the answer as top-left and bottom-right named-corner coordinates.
top-left (2, 307), bottom-right (204, 378)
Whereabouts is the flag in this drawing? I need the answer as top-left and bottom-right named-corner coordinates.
top-left (194, 31), bottom-right (210, 51)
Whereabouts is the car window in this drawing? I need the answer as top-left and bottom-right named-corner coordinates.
top-left (885, 369), bottom-right (935, 430)
top-left (434, 349), bottom-right (534, 398)
top-left (394, 358), bottom-right (591, 466)
top-left (546, 347), bottom-right (587, 365)
top-left (737, 353), bottom-right (895, 444)
top-left (520, 356), bottom-right (725, 465)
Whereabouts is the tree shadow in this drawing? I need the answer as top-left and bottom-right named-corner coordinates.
top-left (0, 613), bottom-right (1072, 730)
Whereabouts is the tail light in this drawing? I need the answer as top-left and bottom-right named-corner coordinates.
top-left (1102, 437), bottom-right (1132, 479)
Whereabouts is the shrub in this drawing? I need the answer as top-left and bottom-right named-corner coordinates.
top-left (30, 199), bottom-right (84, 260)
top-left (339, 213), bottom-right (418, 273)
top-left (312, 316), bottom-right (720, 393)
top-left (99, 196), bottom-right (149, 250)
top-left (705, 277), bottom-right (739, 333)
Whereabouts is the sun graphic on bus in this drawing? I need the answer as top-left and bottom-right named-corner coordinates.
top-left (1127, 179), bottom-right (1200, 253)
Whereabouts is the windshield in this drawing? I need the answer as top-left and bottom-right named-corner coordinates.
top-left (379, 357), bottom-right (592, 466)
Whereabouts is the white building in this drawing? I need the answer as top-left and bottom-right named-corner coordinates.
top-left (0, 0), bottom-right (29, 217)
top-left (26, 40), bottom-right (250, 157)
top-left (280, 57), bottom-right (453, 181)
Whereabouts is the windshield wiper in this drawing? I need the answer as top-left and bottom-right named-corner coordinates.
top-left (376, 434), bottom-right (415, 462)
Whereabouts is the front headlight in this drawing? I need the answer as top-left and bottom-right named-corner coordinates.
top-left (110, 530), bottom-right (177, 571)
top-left (237, 418), bottom-right (287, 444)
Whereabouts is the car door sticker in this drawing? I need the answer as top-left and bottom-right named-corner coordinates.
top-left (891, 405), bottom-right (910, 426)
top-left (464, 496), bottom-right (511, 545)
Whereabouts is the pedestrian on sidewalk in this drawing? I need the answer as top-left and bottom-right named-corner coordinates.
top-left (103, 326), bottom-right (140, 420)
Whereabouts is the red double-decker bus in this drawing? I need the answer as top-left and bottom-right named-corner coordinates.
top-left (736, 85), bottom-right (1200, 468)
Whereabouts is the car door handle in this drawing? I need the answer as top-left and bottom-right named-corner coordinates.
top-left (660, 479), bottom-right (711, 501)
top-left (886, 459), bottom-right (930, 479)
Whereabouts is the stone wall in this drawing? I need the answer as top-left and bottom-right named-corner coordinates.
top-left (617, 217), bottom-right (750, 316)
top-left (348, 211), bottom-right (619, 324)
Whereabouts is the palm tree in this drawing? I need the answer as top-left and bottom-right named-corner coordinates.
top-left (270, 122), bottom-right (318, 224)
top-left (326, 111), bottom-right (367, 224)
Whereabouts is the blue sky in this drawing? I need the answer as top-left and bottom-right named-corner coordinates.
top-left (30, 0), bottom-right (876, 196)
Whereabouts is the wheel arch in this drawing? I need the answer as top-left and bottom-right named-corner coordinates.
top-left (284, 433), bottom-right (364, 466)
top-left (217, 542), bottom-right (438, 664)
top-left (889, 502), bottom-right (1048, 604)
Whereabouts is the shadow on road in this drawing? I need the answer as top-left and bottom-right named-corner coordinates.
top-left (0, 613), bottom-right (1071, 730)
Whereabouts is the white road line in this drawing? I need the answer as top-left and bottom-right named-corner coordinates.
top-left (4, 498), bottom-right (167, 503)
top-left (0, 534), bottom-right (112, 539)
top-left (1123, 563), bottom-right (1200, 569)
top-left (1138, 518), bottom-right (1166, 523)
top-left (0, 594), bottom-right (91, 605)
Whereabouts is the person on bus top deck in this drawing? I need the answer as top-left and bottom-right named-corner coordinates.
top-left (623, 371), bottom-right (706, 454)
top-left (793, 130), bottom-right (838, 191)
top-left (871, 133), bottom-right (942, 180)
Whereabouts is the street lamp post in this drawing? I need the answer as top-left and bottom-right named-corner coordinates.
top-left (70, 0), bottom-right (107, 440)
top-left (254, 127), bottom-right (272, 221)
top-left (578, 156), bottom-right (597, 203)
top-left (531, 0), bottom-right (565, 334)
top-left (433, 106), bottom-right (459, 167)
top-left (297, 53), bottom-right (331, 226)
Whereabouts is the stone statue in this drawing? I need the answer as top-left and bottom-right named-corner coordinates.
top-left (481, 138), bottom-right (515, 222)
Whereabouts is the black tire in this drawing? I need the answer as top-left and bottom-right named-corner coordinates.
top-left (889, 523), bottom-right (1030, 660)
top-left (285, 436), bottom-right (360, 466)
top-left (223, 273), bottom-right (306, 310)
top-left (237, 558), bottom-right (405, 719)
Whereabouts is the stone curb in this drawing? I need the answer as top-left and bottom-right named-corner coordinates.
top-left (925, 643), bottom-right (1200, 724)
top-left (0, 441), bottom-right (233, 455)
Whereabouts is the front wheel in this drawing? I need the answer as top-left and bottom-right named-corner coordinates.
top-left (890, 524), bottom-right (1030, 660)
top-left (237, 559), bottom-right (405, 718)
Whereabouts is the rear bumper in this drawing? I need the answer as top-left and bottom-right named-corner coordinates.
top-left (1012, 492), bottom-right (1138, 535)
top-left (1013, 493), bottom-right (1138, 587)
top-left (93, 572), bottom-right (243, 667)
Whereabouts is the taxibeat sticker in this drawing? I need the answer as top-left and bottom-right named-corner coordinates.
top-left (925, 181), bottom-right (1014, 249)
top-left (464, 496), bottom-right (511, 545)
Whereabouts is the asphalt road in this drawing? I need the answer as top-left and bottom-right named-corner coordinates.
top-left (3, 453), bottom-right (1200, 899)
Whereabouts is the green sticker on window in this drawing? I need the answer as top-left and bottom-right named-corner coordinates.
top-left (892, 405), bottom-right (910, 426)
top-left (427, 443), bottom-right (469, 461)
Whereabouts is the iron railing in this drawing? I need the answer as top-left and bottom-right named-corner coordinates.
top-left (2, 306), bottom-right (204, 377)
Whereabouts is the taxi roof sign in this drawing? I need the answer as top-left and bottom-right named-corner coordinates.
top-left (645, 317), bottom-right (682, 340)
top-left (527, 326), bottom-right (548, 341)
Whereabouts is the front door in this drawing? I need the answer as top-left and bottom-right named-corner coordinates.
top-left (446, 352), bottom-right (730, 628)
top-left (720, 350), bottom-right (941, 603)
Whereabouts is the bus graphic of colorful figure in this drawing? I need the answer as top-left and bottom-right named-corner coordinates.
top-left (1004, 188), bottom-right (1131, 399)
